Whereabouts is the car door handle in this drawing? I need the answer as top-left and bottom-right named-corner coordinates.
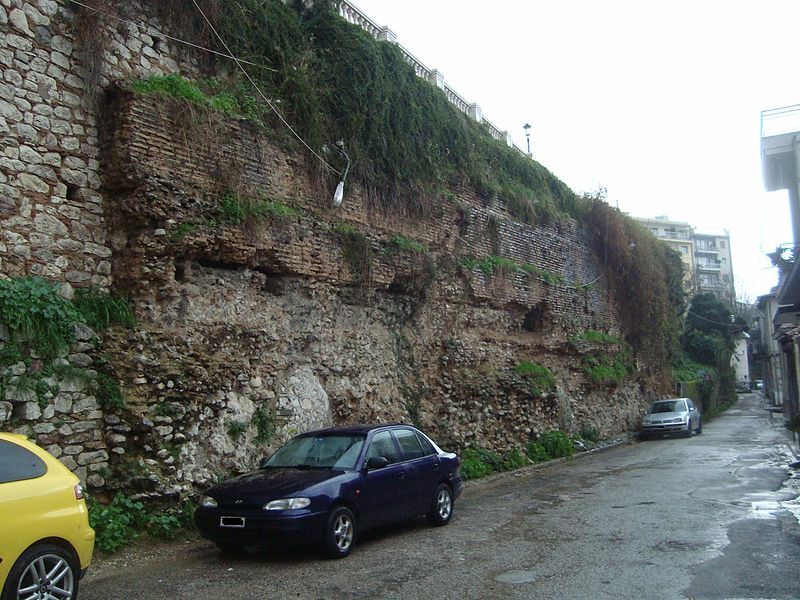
top-left (432, 464), bottom-right (440, 471)
top-left (398, 471), bottom-right (406, 479)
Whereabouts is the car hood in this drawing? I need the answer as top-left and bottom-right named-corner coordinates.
top-left (206, 468), bottom-right (344, 507)
top-left (645, 411), bottom-right (687, 421)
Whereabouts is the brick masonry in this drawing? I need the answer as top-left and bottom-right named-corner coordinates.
top-left (1, 1), bottom-right (662, 497)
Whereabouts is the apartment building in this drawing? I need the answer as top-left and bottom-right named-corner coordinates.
top-left (634, 216), bottom-right (735, 303)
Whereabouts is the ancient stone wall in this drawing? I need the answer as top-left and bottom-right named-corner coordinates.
top-left (1, 1), bottom-right (661, 499)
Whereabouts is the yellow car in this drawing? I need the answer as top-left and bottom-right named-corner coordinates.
top-left (0, 433), bottom-right (95, 600)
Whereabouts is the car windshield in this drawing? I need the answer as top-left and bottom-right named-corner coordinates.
top-left (650, 400), bottom-right (686, 413)
top-left (263, 434), bottom-right (366, 470)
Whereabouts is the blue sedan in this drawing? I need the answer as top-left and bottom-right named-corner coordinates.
top-left (194, 424), bottom-right (463, 558)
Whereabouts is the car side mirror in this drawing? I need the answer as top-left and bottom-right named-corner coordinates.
top-left (365, 456), bottom-right (389, 470)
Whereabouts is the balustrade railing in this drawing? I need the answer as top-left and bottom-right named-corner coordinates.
top-left (337, 0), bottom-right (528, 156)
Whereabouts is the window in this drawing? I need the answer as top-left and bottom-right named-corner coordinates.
top-left (415, 432), bottom-right (436, 456)
top-left (719, 240), bottom-right (726, 248)
top-left (681, 246), bottom-right (688, 255)
top-left (394, 429), bottom-right (425, 460)
top-left (365, 431), bottom-right (402, 464)
top-left (0, 440), bottom-right (47, 484)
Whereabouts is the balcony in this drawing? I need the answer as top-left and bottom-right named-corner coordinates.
top-left (694, 247), bottom-right (719, 255)
top-left (652, 230), bottom-right (692, 241)
top-left (761, 104), bottom-right (800, 191)
top-left (697, 263), bottom-right (721, 272)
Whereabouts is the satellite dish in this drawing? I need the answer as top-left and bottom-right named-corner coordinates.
top-left (333, 181), bottom-right (344, 207)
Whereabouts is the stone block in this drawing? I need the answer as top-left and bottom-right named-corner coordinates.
top-left (77, 449), bottom-right (108, 466)
top-left (0, 401), bottom-right (12, 422)
top-left (14, 401), bottom-right (42, 421)
top-left (71, 394), bottom-right (97, 412)
top-left (8, 9), bottom-right (31, 35)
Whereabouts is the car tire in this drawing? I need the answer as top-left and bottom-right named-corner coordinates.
top-left (323, 506), bottom-right (356, 559)
top-left (695, 418), bottom-right (703, 435)
top-left (683, 421), bottom-right (693, 438)
top-left (427, 483), bottom-right (454, 527)
top-left (1, 543), bottom-right (79, 600)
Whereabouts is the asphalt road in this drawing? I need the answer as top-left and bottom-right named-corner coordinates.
top-left (82, 393), bottom-right (800, 600)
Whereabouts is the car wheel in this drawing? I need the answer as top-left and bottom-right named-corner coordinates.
top-left (427, 483), bottom-right (454, 527)
top-left (323, 506), bottom-right (356, 559)
top-left (696, 418), bottom-right (703, 435)
top-left (683, 421), bottom-right (693, 438)
top-left (1, 543), bottom-right (78, 600)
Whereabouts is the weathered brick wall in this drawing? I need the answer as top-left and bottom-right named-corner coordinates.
top-left (1, 1), bottom-right (659, 498)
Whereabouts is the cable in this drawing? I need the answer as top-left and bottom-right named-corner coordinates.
top-left (68, 0), bottom-right (274, 71)
top-left (189, 0), bottom-right (341, 176)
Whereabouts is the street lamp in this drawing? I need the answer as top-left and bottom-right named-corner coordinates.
top-left (523, 123), bottom-right (531, 157)
top-left (332, 140), bottom-right (350, 208)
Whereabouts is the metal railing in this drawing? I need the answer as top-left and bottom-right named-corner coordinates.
top-left (337, 0), bottom-right (528, 156)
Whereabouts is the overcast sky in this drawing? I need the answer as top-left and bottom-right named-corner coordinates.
top-left (354, 0), bottom-right (797, 302)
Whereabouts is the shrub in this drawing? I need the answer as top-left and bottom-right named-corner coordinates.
top-left (502, 448), bottom-right (528, 470)
top-left (537, 430), bottom-right (574, 458)
top-left (91, 372), bottom-right (124, 410)
top-left (88, 494), bottom-right (194, 553)
top-left (460, 448), bottom-right (493, 480)
top-left (0, 277), bottom-right (83, 360)
top-left (525, 441), bottom-right (550, 463)
top-left (252, 405), bottom-right (276, 445)
top-left (87, 494), bottom-right (147, 553)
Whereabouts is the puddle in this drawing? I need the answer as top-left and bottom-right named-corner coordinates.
top-left (495, 570), bottom-right (538, 584)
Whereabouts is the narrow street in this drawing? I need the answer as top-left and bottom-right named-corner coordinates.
top-left (82, 393), bottom-right (799, 600)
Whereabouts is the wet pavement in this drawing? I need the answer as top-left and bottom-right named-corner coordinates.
top-left (82, 393), bottom-right (799, 600)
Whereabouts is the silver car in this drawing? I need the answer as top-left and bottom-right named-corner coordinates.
top-left (640, 398), bottom-right (702, 438)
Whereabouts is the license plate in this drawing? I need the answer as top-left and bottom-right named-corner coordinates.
top-left (220, 516), bottom-right (246, 528)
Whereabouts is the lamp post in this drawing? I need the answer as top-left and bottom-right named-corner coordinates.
top-left (523, 123), bottom-right (531, 157)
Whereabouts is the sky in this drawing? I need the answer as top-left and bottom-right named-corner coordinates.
top-left (354, 0), bottom-right (797, 302)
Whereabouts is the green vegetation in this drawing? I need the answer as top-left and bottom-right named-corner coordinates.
top-left (462, 255), bottom-right (562, 284)
top-left (583, 195), bottom-right (685, 384)
top-left (537, 430), bottom-right (575, 458)
top-left (226, 419), bottom-right (248, 441)
top-left (132, 74), bottom-right (268, 125)
top-left (579, 425), bottom-right (600, 443)
top-left (570, 330), bottom-right (635, 387)
top-left (386, 235), bottom-right (428, 254)
top-left (513, 361), bottom-right (556, 395)
top-left (168, 222), bottom-right (198, 241)
top-left (676, 292), bottom-right (740, 413)
top-left (461, 430), bottom-right (579, 480)
top-left (218, 191), bottom-right (298, 225)
top-left (252, 405), bottom-right (276, 445)
top-left (87, 494), bottom-right (194, 553)
top-left (74, 287), bottom-right (136, 331)
top-left (139, 2), bottom-right (581, 223)
top-left (0, 277), bottom-right (83, 360)
top-left (91, 372), bottom-right (124, 410)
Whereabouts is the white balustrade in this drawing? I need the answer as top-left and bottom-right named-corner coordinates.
top-left (336, 0), bottom-right (521, 151)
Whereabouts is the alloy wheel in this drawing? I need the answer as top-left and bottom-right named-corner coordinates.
top-left (333, 513), bottom-right (353, 551)
top-left (16, 553), bottom-right (74, 600)
top-left (437, 488), bottom-right (452, 520)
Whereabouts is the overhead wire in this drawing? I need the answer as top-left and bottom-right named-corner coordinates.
top-left (189, 0), bottom-right (341, 176)
top-left (67, 0), bottom-right (272, 70)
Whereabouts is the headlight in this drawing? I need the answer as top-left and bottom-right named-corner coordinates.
top-left (263, 498), bottom-right (311, 510)
top-left (200, 495), bottom-right (218, 508)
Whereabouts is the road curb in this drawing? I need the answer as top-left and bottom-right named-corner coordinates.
top-left (463, 433), bottom-right (637, 489)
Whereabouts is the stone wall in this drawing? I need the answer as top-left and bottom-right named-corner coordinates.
top-left (1, 0), bottom-right (662, 499)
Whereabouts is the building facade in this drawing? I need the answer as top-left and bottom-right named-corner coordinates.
top-left (758, 104), bottom-right (800, 420)
top-left (634, 216), bottom-right (735, 304)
